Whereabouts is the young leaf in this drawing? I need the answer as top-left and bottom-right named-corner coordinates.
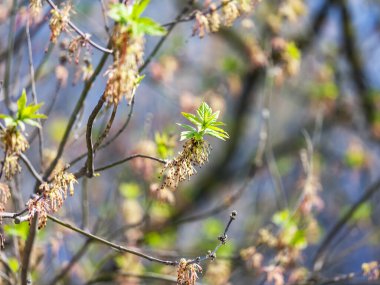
top-left (131, 0), bottom-right (150, 19)
top-left (17, 89), bottom-right (27, 114)
top-left (135, 17), bottom-right (167, 36)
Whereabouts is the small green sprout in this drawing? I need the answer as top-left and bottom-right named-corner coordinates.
top-left (0, 89), bottom-right (47, 131)
top-left (178, 102), bottom-right (229, 141)
top-left (108, 0), bottom-right (166, 37)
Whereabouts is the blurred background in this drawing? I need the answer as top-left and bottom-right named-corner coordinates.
top-left (1, 0), bottom-right (380, 284)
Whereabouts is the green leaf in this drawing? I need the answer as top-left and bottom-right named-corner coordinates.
top-left (17, 89), bottom-right (27, 114)
top-left (0, 114), bottom-right (11, 119)
top-left (131, 0), bottom-right (150, 19)
top-left (8, 258), bottom-right (19, 273)
top-left (119, 183), bottom-right (140, 199)
top-left (197, 102), bottom-right (213, 122)
top-left (203, 218), bottom-right (224, 239)
top-left (181, 112), bottom-right (202, 126)
top-left (204, 129), bottom-right (229, 140)
top-left (108, 3), bottom-right (131, 24)
top-left (180, 131), bottom-right (196, 141)
top-left (134, 17), bottom-right (167, 36)
top-left (4, 223), bottom-right (29, 241)
top-left (23, 119), bottom-right (41, 128)
top-left (177, 123), bottom-right (197, 132)
top-left (286, 42), bottom-right (301, 60)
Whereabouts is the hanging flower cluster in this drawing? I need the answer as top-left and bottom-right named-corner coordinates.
top-left (160, 138), bottom-right (211, 190)
top-left (159, 102), bottom-right (228, 193)
top-left (0, 127), bottom-right (29, 180)
top-left (0, 183), bottom-right (11, 222)
top-left (27, 170), bottom-right (77, 229)
top-left (49, 2), bottom-right (72, 43)
top-left (104, 26), bottom-right (145, 104)
top-left (105, 1), bottom-right (166, 104)
top-left (192, 0), bottom-right (261, 38)
top-left (177, 258), bottom-right (203, 285)
top-left (0, 90), bottom-right (46, 180)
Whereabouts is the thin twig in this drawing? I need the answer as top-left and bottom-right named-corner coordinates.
top-left (85, 95), bottom-right (106, 177)
top-left (26, 19), bottom-right (44, 170)
top-left (186, 210), bottom-right (237, 265)
top-left (45, 0), bottom-right (113, 54)
top-left (67, 97), bottom-right (136, 167)
top-left (94, 154), bottom-right (166, 172)
top-left (28, 80), bottom-right (62, 144)
top-left (3, 0), bottom-right (19, 114)
top-left (41, 45), bottom-right (110, 186)
top-left (47, 215), bottom-right (178, 266)
top-left (93, 104), bottom-right (118, 150)
top-left (19, 153), bottom-right (44, 184)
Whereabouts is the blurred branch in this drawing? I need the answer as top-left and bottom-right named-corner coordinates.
top-left (20, 215), bottom-right (38, 285)
top-left (19, 153), bottom-right (44, 184)
top-left (48, 239), bottom-right (93, 285)
top-left (85, 272), bottom-right (179, 284)
top-left (340, 0), bottom-right (373, 125)
top-left (312, 178), bottom-right (380, 271)
top-left (3, 0), bottom-right (19, 114)
top-left (26, 19), bottom-right (44, 170)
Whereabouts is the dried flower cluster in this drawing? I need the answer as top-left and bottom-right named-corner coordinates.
top-left (0, 183), bottom-right (11, 221)
top-left (29, 0), bottom-right (43, 17)
top-left (270, 37), bottom-right (302, 84)
top-left (204, 260), bottom-right (231, 285)
top-left (192, 0), bottom-right (261, 38)
top-left (0, 127), bottom-right (29, 180)
top-left (160, 138), bottom-right (210, 190)
top-left (27, 170), bottom-right (77, 229)
top-left (49, 3), bottom-right (72, 43)
top-left (104, 26), bottom-right (144, 104)
top-left (177, 258), bottom-right (202, 285)
top-left (362, 261), bottom-right (380, 280)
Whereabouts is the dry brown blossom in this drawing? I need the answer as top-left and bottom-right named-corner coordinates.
top-left (29, 0), bottom-right (43, 18)
top-left (240, 246), bottom-right (264, 271)
top-left (193, 11), bottom-right (210, 38)
top-left (192, 0), bottom-right (260, 37)
top-left (49, 3), bottom-right (72, 43)
top-left (222, 0), bottom-right (240, 27)
top-left (177, 258), bottom-right (202, 285)
top-left (27, 170), bottom-right (77, 229)
top-left (263, 265), bottom-right (285, 285)
top-left (67, 35), bottom-right (91, 64)
top-left (150, 183), bottom-right (175, 204)
top-left (0, 127), bottom-right (29, 180)
top-left (362, 261), bottom-right (380, 280)
top-left (0, 127), bottom-right (29, 155)
top-left (0, 183), bottom-right (11, 222)
top-left (204, 260), bottom-right (231, 285)
top-left (160, 138), bottom-right (211, 190)
top-left (104, 26), bottom-right (144, 104)
top-left (207, 4), bottom-right (221, 32)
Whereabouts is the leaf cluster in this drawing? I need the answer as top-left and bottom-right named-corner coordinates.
top-left (178, 102), bottom-right (229, 141)
top-left (108, 0), bottom-right (166, 37)
top-left (0, 89), bottom-right (47, 130)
